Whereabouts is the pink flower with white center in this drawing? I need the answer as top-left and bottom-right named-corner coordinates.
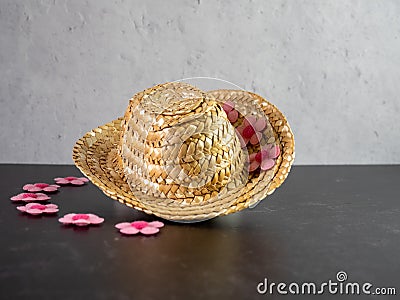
top-left (17, 203), bottom-right (59, 215)
top-left (222, 101), bottom-right (239, 123)
top-left (10, 193), bottom-right (51, 202)
top-left (249, 144), bottom-right (280, 172)
top-left (115, 221), bottom-right (164, 235)
top-left (58, 213), bottom-right (104, 226)
top-left (236, 115), bottom-right (267, 147)
top-left (23, 183), bottom-right (60, 193)
top-left (54, 176), bottom-right (89, 186)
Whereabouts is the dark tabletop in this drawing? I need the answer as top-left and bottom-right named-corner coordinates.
top-left (0, 164), bottom-right (399, 300)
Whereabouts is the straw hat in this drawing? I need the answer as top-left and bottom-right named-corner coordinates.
top-left (73, 82), bottom-right (294, 222)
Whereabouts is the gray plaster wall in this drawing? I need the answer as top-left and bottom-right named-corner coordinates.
top-left (1, 0), bottom-right (399, 165)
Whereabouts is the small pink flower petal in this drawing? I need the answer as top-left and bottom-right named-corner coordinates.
top-left (236, 124), bottom-right (244, 134)
top-left (43, 208), bottom-right (59, 214)
top-left (254, 119), bottom-right (267, 131)
top-left (70, 179), bottom-right (85, 185)
top-left (222, 101), bottom-right (235, 113)
top-left (43, 185), bottom-right (59, 192)
top-left (46, 204), bottom-right (58, 209)
top-left (236, 125), bottom-right (250, 147)
top-left (115, 222), bottom-right (132, 229)
top-left (34, 194), bottom-right (51, 201)
top-left (10, 195), bottom-right (22, 201)
top-left (25, 209), bottom-right (43, 215)
top-left (58, 217), bottom-right (71, 224)
top-left (267, 144), bottom-right (280, 159)
top-left (140, 227), bottom-right (160, 235)
top-left (227, 110), bottom-right (239, 123)
top-left (237, 135), bottom-right (248, 148)
top-left (73, 219), bottom-right (91, 226)
top-left (244, 115), bottom-right (257, 127)
top-left (23, 198), bottom-right (39, 203)
top-left (78, 177), bottom-right (89, 183)
top-left (87, 215), bottom-right (104, 225)
top-left (249, 153), bottom-right (257, 162)
top-left (120, 226), bottom-right (140, 235)
top-left (148, 221), bottom-right (164, 228)
top-left (250, 132), bottom-right (262, 145)
top-left (258, 149), bottom-right (268, 159)
top-left (16, 206), bottom-right (27, 212)
top-left (55, 178), bottom-right (70, 184)
top-left (260, 158), bottom-right (275, 171)
top-left (249, 160), bottom-right (260, 172)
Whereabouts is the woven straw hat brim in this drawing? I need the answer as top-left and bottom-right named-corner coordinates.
top-left (72, 90), bottom-right (295, 222)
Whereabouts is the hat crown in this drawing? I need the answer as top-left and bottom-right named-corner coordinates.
top-left (119, 82), bottom-right (244, 204)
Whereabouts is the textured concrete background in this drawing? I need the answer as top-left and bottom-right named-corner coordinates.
top-left (1, 0), bottom-right (399, 165)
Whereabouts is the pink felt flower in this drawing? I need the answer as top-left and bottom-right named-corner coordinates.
top-left (222, 101), bottom-right (239, 123)
top-left (17, 203), bottom-right (59, 215)
top-left (10, 192), bottom-right (51, 202)
top-left (23, 183), bottom-right (60, 192)
top-left (236, 116), bottom-right (267, 147)
top-left (115, 221), bottom-right (164, 235)
top-left (58, 213), bottom-right (104, 226)
top-left (54, 176), bottom-right (89, 186)
top-left (249, 144), bottom-right (280, 172)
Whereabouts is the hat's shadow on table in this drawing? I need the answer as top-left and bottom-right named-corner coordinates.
top-left (107, 202), bottom-right (282, 293)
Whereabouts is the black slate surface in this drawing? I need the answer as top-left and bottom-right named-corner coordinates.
top-left (0, 164), bottom-right (399, 300)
